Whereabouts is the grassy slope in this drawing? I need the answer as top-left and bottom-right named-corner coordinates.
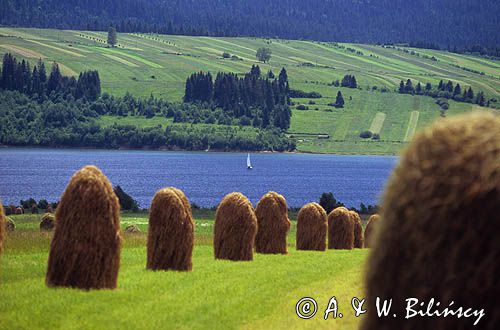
top-left (0, 28), bottom-right (498, 154)
top-left (1, 213), bottom-right (366, 329)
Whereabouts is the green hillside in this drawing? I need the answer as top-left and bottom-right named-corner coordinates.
top-left (1, 28), bottom-right (498, 154)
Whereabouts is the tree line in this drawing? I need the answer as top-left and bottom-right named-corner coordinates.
top-left (0, 55), bottom-right (294, 151)
top-left (184, 65), bottom-right (292, 130)
top-left (398, 78), bottom-right (489, 106)
top-left (1, 53), bottom-right (101, 101)
top-left (0, 90), bottom-right (294, 151)
top-left (1, 0), bottom-right (498, 49)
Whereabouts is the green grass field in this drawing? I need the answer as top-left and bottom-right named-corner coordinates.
top-left (0, 27), bottom-right (498, 154)
top-left (1, 212), bottom-right (367, 329)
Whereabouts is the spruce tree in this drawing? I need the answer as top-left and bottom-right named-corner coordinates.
top-left (335, 91), bottom-right (345, 108)
top-left (107, 26), bottom-right (117, 47)
top-left (399, 80), bottom-right (405, 93)
top-left (415, 82), bottom-right (422, 95)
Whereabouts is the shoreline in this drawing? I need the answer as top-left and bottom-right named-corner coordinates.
top-left (0, 145), bottom-right (399, 157)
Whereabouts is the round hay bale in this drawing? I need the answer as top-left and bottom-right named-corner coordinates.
top-left (255, 191), bottom-right (291, 254)
top-left (364, 214), bottom-right (380, 248)
top-left (214, 192), bottom-right (257, 261)
top-left (40, 213), bottom-right (55, 231)
top-left (296, 202), bottom-right (327, 251)
top-left (349, 210), bottom-right (364, 248)
top-left (361, 113), bottom-right (500, 330)
top-left (124, 224), bottom-right (142, 234)
top-left (6, 217), bottom-right (15, 232)
top-left (46, 165), bottom-right (122, 290)
top-left (147, 187), bottom-right (194, 271)
top-left (327, 207), bottom-right (354, 249)
top-left (0, 203), bottom-right (5, 254)
top-left (15, 207), bottom-right (23, 215)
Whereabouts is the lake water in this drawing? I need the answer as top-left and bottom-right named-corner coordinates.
top-left (0, 148), bottom-right (398, 209)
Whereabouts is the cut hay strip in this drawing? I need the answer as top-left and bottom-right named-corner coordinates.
top-left (26, 39), bottom-right (85, 57)
top-left (403, 110), bottom-right (419, 142)
top-left (0, 44), bottom-right (45, 58)
top-left (369, 112), bottom-right (386, 134)
top-left (102, 53), bottom-right (139, 67)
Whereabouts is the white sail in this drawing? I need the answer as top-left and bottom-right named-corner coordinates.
top-left (247, 153), bottom-right (252, 168)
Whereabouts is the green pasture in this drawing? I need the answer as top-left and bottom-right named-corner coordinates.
top-left (0, 27), bottom-right (498, 154)
top-left (1, 212), bottom-right (367, 329)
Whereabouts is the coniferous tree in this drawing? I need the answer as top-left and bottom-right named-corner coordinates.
top-left (415, 82), bottom-right (422, 95)
top-left (438, 80), bottom-right (444, 90)
top-left (476, 92), bottom-right (486, 106)
top-left (425, 82), bottom-right (432, 93)
top-left (399, 80), bottom-right (405, 93)
top-left (335, 91), bottom-right (345, 108)
top-left (47, 63), bottom-right (62, 93)
top-left (107, 26), bottom-right (117, 47)
top-left (467, 86), bottom-right (474, 100)
top-left (446, 80), bottom-right (454, 93)
top-left (405, 79), bottom-right (414, 94)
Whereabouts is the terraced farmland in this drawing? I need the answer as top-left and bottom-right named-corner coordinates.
top-left (1, 28), bottom-right (498, 154)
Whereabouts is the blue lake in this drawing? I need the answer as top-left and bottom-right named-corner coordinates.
top-left (0, 148), bottom-right (398, 209)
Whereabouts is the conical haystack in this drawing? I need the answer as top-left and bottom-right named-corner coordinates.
top-left (296, 202), bottom-right (327, 251)
top-left (364, 214), bottom-right (380, 248)
top-left (147, 187), bottom-right (194, 271)
top-left (361, 113), bottom-right (500, 330)
top-left (46, 165), bottom-right (121, 290)
top-left (349, 210), bottom-right (364, 248)
top-left (255, 192), bottom-right (291, 254)
top-left (328, 207), bottom-right (354, 249)
top-left (214, 192), bottom-right (257, 261)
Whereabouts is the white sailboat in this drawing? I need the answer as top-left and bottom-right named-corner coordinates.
top-left (247, 153), bottom-right (253, 169)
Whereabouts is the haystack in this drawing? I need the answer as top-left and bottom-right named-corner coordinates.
top-left (124, 224), bottom-right (142, 234)
top-left (147, 188), bottom-right (194, 271)
top-left (214, 192), bottom-right (257, 261)
top-left (296, 202), bottom-right (327, 251)
top-left (46, 165), bottom-right (122, 290)
top-left (6, 217), bottom-right (15, 232)
top-left (361, 112), bottom-right (500, 330)
top-left (327, 207), bottom-right (354, 249)
top-left (255, 191), bottom-right (290, 254)
top-left (40, 213), bottom-right (55, 231)
top-left (364, 214), bottom-right (380, 248)
top-left (349, 210), bottom-right (364, 248)
top-left (15, 207), bottom-right (23, 215)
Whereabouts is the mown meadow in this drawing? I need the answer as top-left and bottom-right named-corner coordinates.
top-left (1, 28), bottom-right (498, 154)
top-left (1, 212), bottom-right (367, 329)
